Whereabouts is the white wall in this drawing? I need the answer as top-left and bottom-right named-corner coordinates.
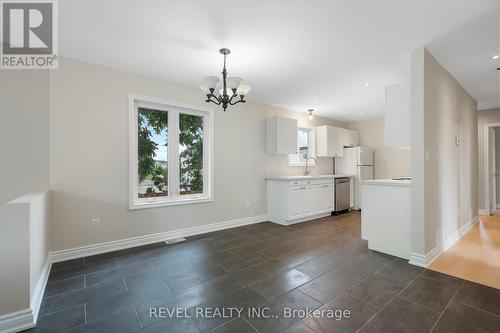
top-left (347, 117), bottom-right (411, 179)
top-left (49, 58), bottom-right (345, 251)
top-left (411, 48), bottom-right (478, 255)
top-left (0, 70), bottom-right (50, 206)
top-left (477, 108), bottom-right (500, 210)
top-left (0, 191), bottom-right (50, 323)
top-left (0, 203), bottom-right (30, 315)
top-left (29, 191), bottom-right (50, 309)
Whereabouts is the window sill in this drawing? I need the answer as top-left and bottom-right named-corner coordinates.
top-left (129, 196), bottom-right (214, 210)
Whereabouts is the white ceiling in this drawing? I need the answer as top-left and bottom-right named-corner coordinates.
top-left (58, 0), bottom-right (499, 121)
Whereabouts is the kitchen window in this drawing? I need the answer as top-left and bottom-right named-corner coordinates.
top-left (289, 127), bottom-right (317, 166)
top-left (129, 95), bottom-right (213, 209)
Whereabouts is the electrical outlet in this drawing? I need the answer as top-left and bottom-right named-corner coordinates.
top-left (92, 218), bottom-right (100, 229)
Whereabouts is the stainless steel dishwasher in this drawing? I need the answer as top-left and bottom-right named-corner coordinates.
top-left (334, 177), bottom-right (351, 213)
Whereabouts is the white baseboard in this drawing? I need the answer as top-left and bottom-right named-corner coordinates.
top-left (478, 209), bottom-right (487, 215)
top-left (0, 309), bottom-right (34, 333)
top-left (409, 216), bottom-right (479, 268)
top-left (269, 213), bottom-right (331, 226)
top-left (496, 204), bottom-right (500, 209)
top-left (0, 258), bottom-right (51, 333)
top-left (31, 259), bottom-right (51, 322)
top-left (50, 214), bottom-right (268, 263)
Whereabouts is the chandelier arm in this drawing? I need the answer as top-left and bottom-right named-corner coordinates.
top-left (228, 93), bottom-right (237, 104)
top-left (229, 98), bottom-right (246, 106)
top-left (206, 95), bottom-right (222, 105)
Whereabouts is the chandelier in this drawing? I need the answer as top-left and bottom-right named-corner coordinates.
top-left (200, 48), bottom-right (250, 111)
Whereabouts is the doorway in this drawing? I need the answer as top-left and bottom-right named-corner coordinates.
top-left (485, 124), bottom-right (500, 215)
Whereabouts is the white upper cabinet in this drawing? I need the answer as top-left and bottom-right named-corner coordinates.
top-left (385, 83), bottom-right (410, 148)
top-left (342, 129), bottom-right (358, 147)
top-left (316, 125), bottom-right (344, 157)
top-left (266, 116), bottom-right (298, 154)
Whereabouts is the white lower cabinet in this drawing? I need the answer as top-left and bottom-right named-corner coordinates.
top-left (287, 186), bottom-right (303, 220)
top-left (314, 183), bottom-right (334, 213)
top-left (301, 185), bottom-right (315, 217)
top-left (268, 179), bottom-right (335, 225)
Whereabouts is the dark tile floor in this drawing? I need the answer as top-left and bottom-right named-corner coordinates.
top-left (24, 212), bottom-right (500, 333)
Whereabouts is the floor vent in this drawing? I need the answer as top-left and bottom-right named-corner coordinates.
top-left (165, 237), bottom-right (186, 245)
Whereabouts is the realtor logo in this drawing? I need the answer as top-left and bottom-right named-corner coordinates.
top-left (1, 0), bottom-right (58, 69)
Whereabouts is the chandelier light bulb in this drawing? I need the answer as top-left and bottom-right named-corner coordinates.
top-left (308, 109), bottom-right (314, 120)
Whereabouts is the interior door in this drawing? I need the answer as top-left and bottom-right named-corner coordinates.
top-left (489, 128), bottom-right (496, 215)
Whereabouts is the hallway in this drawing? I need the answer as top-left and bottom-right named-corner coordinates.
top-left (430, 212), bottom-right (500, 289)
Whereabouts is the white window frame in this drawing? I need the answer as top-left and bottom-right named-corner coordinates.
top-left (289, 127), bottom-right (317, 167)
top-left (129, 94), bottom-right (214, 210)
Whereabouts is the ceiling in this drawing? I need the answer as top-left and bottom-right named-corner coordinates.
top-left (58, 0), bottom-right (499, 121)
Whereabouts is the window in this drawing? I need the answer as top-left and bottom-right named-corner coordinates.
top-left (129, 95), bottom-right (213, 209)
top-left (289, 127), bottom-right (316, 166)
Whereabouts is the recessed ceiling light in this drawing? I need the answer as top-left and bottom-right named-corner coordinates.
top-left (364, 82), bottom-right (373, 87)
top-left (491, 55), bottom-right (499, 60)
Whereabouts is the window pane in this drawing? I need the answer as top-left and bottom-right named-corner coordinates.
top-left (179, 113), bottom-right (204, 196)
top-left (137, 108), bottom-right (168, 198)
top-left (298, 128), bottom-right (309, 154)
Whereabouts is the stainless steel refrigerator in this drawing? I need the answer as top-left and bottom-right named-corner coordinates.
top-left (335, 146), bottom-right (374, 210)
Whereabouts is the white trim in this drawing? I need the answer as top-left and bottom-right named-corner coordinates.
top-left (483, 122), bottom-right (500, 215)
top-left (496, 204), bottom-right (500, 209)
top-left (129, 198), bottom-right (214, 210)
top-left (0, 309), bottom-right (34, 333)
top-left (128, 94), bottom-right (214, 210)
top-left (0, 258), bottom-right (51, 332)
top-left (409, 216), bottom-right (479, 268)
top-left (50, 215), bottom-right (268, 263)
top-left (408, 253), bottom-right (427, 268)
top-left (269, 212), bottom-right (331, 226)
top-left (31, 259), bottom-right (51, 322)
top-left (478, 209), bottom-right (487, 216)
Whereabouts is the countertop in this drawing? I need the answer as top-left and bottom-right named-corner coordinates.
top-left (360, 179), bottom-right (412, 187)
top-left (266, 174), bottom-right (353, 181)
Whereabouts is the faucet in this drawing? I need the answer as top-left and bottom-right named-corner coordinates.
top-left (303, 152), bottom-right (318, 176)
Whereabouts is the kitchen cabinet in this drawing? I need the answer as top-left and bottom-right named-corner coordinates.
top-left (342, 129), bottom-right (358, 147)
top-left (385, 83), bottom-right (410, 148)
top-left (314, 183), bottom-right (334, 213)
top-left (266, 116), bottom-right (298, 154)
top-left (316, 126), bottom-right (344, 157)
top-left (267, 177), bottom-right (335, 225)
top-left (361, 179), bottom-right (411, 259)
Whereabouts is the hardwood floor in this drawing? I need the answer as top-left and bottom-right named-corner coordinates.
top-left (430, 211), bottom-right (500, 289)
top-left (24, 212), bottom-right (500, 332)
